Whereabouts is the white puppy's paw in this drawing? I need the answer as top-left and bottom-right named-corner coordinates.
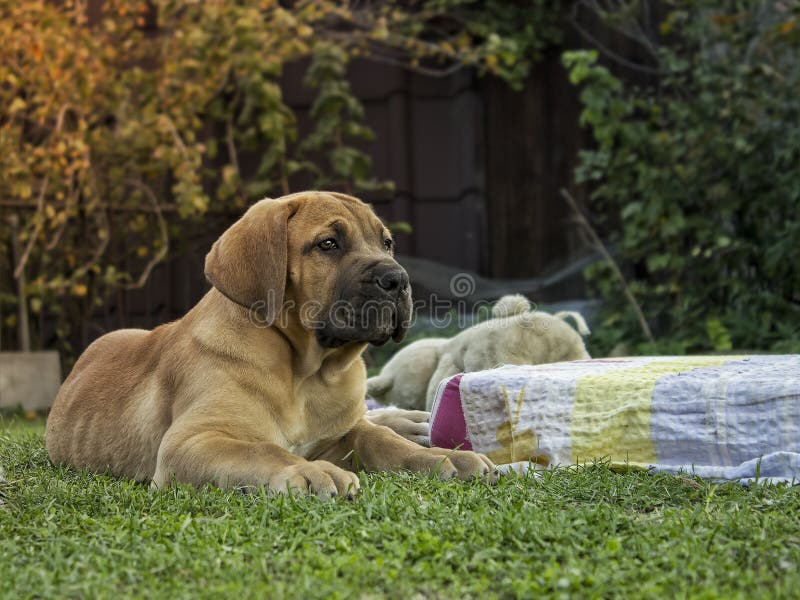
top-left (365, 408), bottom-right (431, 447)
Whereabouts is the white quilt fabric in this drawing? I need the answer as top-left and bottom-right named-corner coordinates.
top-left (433, 355), bottom-right (800, 484)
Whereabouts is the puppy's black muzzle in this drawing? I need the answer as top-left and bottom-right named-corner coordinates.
top-left (315, 262), bottom-right (412, 348)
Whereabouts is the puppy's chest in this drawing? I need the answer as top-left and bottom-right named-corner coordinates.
top-left (283, 379), bottom-right (363, 456)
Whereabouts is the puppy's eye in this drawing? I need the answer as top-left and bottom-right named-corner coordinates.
top-left (318, 238), bottom-right (338, 251)
top-left (383, 239), bottom-right (393, 251)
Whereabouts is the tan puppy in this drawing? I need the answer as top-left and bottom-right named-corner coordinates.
top-left (46, 191), bottom-right (494, 498)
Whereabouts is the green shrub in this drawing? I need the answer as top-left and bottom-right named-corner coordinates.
top-left (564, 1), bottom-right (800, 354)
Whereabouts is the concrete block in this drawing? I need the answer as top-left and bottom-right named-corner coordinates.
top-left (0, 351), bottom-right (62, 411)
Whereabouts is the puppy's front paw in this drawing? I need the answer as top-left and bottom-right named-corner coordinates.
top-left (269, 460), bottom-right (360, 500)
top-left (405, 448), bottom-right (496, 482)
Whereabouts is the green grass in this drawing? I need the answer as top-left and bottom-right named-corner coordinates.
top-left (2, 418), bottom-right (799, 599)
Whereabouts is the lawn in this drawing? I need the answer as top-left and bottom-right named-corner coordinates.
top-left (1, 415), bottom-right (799, 599)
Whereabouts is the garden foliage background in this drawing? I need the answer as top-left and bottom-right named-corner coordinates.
top-left (1, 0), bottom-right (799, 363)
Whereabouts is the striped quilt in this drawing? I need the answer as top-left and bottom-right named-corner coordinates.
top-left (429, 355), bottom-right (800, 484)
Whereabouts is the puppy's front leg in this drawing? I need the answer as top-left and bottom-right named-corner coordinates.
top-left (318, 419), bottom-right (495, 481)
top-left (152, 429), bottom-right (359, 498)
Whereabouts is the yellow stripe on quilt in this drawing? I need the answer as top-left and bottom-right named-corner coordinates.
top-left (570, 357), bottom-right (735, 465)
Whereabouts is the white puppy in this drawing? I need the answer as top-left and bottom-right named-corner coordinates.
top-left (367, 337), bottom-right (448, 410)
top-left (366, 295), bottom-right (591, 414)
top-left (422, 296), bottom-right (591, 410)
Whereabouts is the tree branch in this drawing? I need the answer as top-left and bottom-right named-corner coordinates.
top-left (560, 188), bottom-right (655, 344)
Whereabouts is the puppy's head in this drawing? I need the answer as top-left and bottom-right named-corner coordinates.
top-left (205, 191), bottom-right (412, 347)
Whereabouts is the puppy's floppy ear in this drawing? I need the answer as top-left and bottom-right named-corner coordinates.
top-left (205, 198), bottom-right (297, 321)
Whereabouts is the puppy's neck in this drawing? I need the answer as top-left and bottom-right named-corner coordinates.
top-left (273, 307), bottom-right (367, 382)
top-left (196, 289), bottom-right (366, 382)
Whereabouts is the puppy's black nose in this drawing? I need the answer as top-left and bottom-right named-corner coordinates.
top-left (375, 268), bottom-right (409, 293)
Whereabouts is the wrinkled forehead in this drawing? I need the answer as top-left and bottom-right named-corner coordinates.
top-left (290, 193), bottom-right (387, 238)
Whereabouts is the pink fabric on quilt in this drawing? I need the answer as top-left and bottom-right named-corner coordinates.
top-left (430, 374), bottom-right (471, 450)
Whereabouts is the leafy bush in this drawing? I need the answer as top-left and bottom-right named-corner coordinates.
top-left (564, 1), bottom-right (800, 354)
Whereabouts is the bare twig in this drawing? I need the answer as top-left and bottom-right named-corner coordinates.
top-left (53, 103), bottom-right (81, 136)
top-left (0, 199), bottom-right (179, 213)
top-left (67, 165), bottom-right (112, 283)
top-left (7, 215), bottom-right (31, 352)
top-left (68, 207), bottom-right (111, 283)
top-left (122, 179), bottom-right (169, 290)
top-left (561, 188), bottom-right (655, 344)
top-left (44, 213), bottom-right (69, 252)
top-left (158, 115), bottom-right (190, 160)
top-left (225, 116), bottom-right (240, 175)
top-left (569, 0), bottom-right (663, 75)
top-left (225, 113), bottom-right (249, 204)
top-left (279, 154), bottom-right (291, 196)
top-left (359, 51), bottom-right (467, 78)
top-left (582, 0), bottom-right (661, 63)
top-left (45, 171), bottom-right (77, 251)
top-left (13, 175), bottom-right (50, 280)
top-left (320, 30), bottom-right (473, 78)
